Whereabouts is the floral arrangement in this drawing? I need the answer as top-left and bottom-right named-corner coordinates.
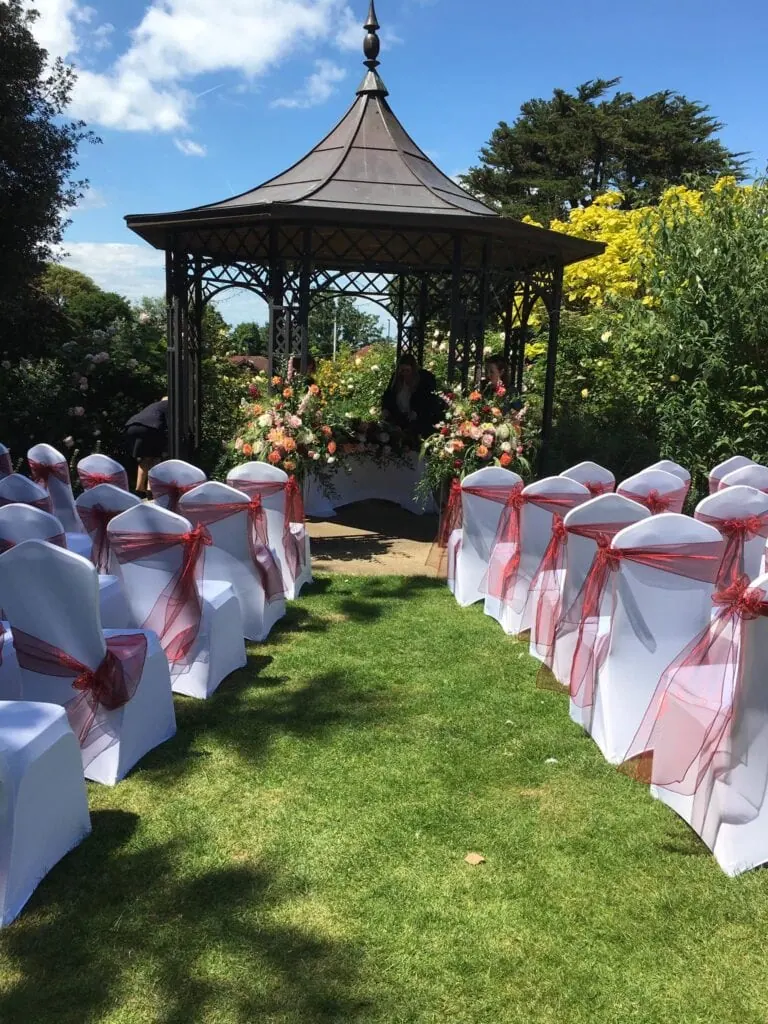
top-left (232, 373), bottom-right (339, 482)
top-left (418, 383), bottom-right (530, 499)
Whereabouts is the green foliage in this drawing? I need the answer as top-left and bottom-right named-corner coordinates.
top-left (0, 0), bottom-right (94, 335)
top-left (309, 296), bottom-right (388, 357)
top-left (463, 78), bottom-right (742, 221)
top-left (229, 320), bottom-right (267, 356)
top-left (315, 343), bottom-right (397, 421)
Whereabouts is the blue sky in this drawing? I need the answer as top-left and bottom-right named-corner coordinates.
top-left (33, 0), bottom-right (768, 325)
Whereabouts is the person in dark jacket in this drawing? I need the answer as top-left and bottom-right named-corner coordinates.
top-left (381, 354), bottom-right (442, 439)
top-left (124, 397), bottom-right (168, 496)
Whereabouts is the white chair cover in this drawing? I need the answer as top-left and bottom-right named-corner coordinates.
top-left (0, 443), bottom-right (12, 479)
top-left (559, 461), bottom-right (615, 496)
top-left (694, 486), bottom-right (768, 585)
top-left (709, 455), bottom-right (755, 494)
top-left (0, 474), bottom-right (90, 557)
top-left (454, 467), bottom-right (523, 607)
top-left (646, 571), bottom-right (768, 875)
top-left (27, 443), bottom-right (83, 534)
top-left (0, 540), bottom-right (176, 784)
top-left (0, 700), bottom-right (90, 926)
top-left (149, 459), bottom-right (206, 511)
top-left (719, 463), bottom-right (768, 494)
top-left (617, 467), bottom-right (687, 515)
top-left (649, 459), bottom-right (691, 491)
top-left (539, 492), bottom-right (650, 692)
top-left (179, 481), bottom-right (286, 642)
top-left (76, 484), bottom-right (141, 575)
top-left (226, 462), bottom-right (312, 600)
top-left (76, 453), bottom-right (129, 492)
top-left (484, 476), bottom-right (590, 636)
top-left (108, 503), bottom-right (246, 699)
top-left (590, 514), bottom-right (724, 764)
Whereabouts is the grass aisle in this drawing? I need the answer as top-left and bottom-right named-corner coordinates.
top-left (2, 575), bottom-right (768, 1023)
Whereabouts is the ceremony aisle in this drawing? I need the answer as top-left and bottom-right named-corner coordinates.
top-left (2, 575), bottom-right (768, 1023)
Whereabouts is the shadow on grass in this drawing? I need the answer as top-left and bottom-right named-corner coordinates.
top-left (311, 534), bottom-right (394, 563)
top-left (0, 811), bottom-right (378, 1024)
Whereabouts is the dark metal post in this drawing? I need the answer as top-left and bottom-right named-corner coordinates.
top-left (297, 226), bottom-right (312, 373)
top-left (448, 235), bottom-right (462, 381)
top-left (267, 225), bottom-right (284, 381)
top-left (539, 263), bottom-right (563, 475)
top-left (474, 239), bottom-right (491, 384)
top-left (191, 257), bottom-right (203, 455)
top-left (396, 274), bottom-right (406, 358)
top-left (516, 277), bottom-right (531, 393)
top-left (165, 244), bottom-right (183, 460)
top-left (416, 272), bottom-right (429, 365)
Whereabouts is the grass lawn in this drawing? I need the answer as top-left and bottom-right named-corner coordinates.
top-left (2, 573), bottom-right (768, 1023)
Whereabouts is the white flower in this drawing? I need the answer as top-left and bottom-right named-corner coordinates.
top-left (500, 441), bottom-right (512, 453)
top-left (127, 359), bottom-right (139, 369)
top-left (1, 360), bottom-right (10, 370)
top-left (369, 406), bottom-right (379, 416)
top-left (355, 358), bottom-right (362, 366)
top-left (371, 364), bottom-right (379, 371)
top-left (93, 351), bottom-right (110, 364)
top-left (438, 342), bottom-right (448, 353)
top-left (138, 311), bottom-right (151, 324)
top-left (431, 341), bottom-right (439, 350)
top-left (312, 452), bottom-right (321, 461)
top-left (344, 412), bottom-right (354, 419)
top-left (600, 331), bottom-right (612, 342)
top-left (71, 406), bottom-right (85, 417)
top-left (19, 358), bottom-right (31, 370)
top-left (483, 346), bottom-right (492, 356)
top-left (257, 413), bottom-right (272, 428)
top-left (327, 456), bottom-right (336, 464)
top-left (62, 435), bottom-right (75, 447)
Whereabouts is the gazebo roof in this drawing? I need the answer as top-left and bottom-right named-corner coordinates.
top-left (126, 4), bottom-right (603, 272)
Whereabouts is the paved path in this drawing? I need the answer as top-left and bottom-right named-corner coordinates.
top-left (308, 500), bottom-right (440, 576)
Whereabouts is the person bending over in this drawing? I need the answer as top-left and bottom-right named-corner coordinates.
top-left (381, 354), bottom-right (442, 439)
top-left (124, 397), bottom-right (168, 496)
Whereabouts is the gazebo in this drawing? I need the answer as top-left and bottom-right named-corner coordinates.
top-left (126, 3), bottom-right (603, 465)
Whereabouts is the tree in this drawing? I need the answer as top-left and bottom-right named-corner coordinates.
top-left (40, 264), bottom-right (132, 334)
top-left (230, 321), bottom-right (266, 356)
top-left (462, 79), bottom-right (743, 221)
top-left (309, 296), bottom-right (386, 357)
top-left (0, 1), bottom-right (94, 314)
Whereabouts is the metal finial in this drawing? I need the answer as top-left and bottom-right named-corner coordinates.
top-left (357, 1), bottom-right (388, 96)
top-left (363, 1), bottom-right (381, 70)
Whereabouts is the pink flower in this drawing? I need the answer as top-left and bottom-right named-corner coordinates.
top-left (289, 415), bottom-right (302, 428)
top-left (482, 432), bottom-right (495, 447)
top-left (470, 426), bottom-right (483, 441)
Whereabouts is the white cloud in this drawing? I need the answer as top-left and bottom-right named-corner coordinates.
top-left (174, 138), bottom-right (207, 157)
top-left (59, 242), bottom-right (165, 300)
top-left (272, 59), bottom-right (346, 109)
top-left (31, 0), bottom-right (361, 133)
top-left (73, 186), bottom-right (107, 211)
top-left (91, 21), bottom-right (114, 51)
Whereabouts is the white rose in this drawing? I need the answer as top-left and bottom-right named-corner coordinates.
top-left (257, 413), bottom-right (272, 428)
top-left (500, 441), bottom-right (512, 453)
top-left (371, 364), bottom-right (379, 371)
top-left (327, 456), bottom-right (336, 464)
top-left (312, 452), bottom-right (321, 461)
top-left (344, 412), bottom-right (354, 419)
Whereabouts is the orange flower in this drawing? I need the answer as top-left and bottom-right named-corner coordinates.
top-left (491, 407), bottom-right (502, 418)
top-left (450, 439), bottom-right (465, 452)
top-left (252, 404), bottom-right (263, 415)
top-left (267, 428), bottom-right (285, 444)
top-left (309, 384), bottom-right (320, 395)
top-left (327, 440), bottom-right (337, 455)
top-left (267, 450), bottom-right (282, 464)
top-left (242, 442), bottom-right (253, 457)
top-left (283, 460), bottom-right (296, 472)
top-left (283, 387), bottom-right (293, 398)
top-left (477, 444), bottom-right (490, 459)
top-left (283, 437), bottom-right (297, 452)
top-left (271, 375), bottom-right (282, 386)
top-left (469, 390), bottom-right (482, 402)
top-left (321, 425), bottom-right (333, 438)
top-left (500, 452), bottom-right (512, 468)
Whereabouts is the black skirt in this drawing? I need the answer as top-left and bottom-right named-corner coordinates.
top-left (124, 423), bottom-right (166, 459)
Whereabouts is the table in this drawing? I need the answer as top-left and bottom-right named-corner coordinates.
top-left (304, 454), bottom-right (437, 518)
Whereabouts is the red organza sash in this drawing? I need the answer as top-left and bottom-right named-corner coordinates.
top-left (564, 539), bottom-right (724, 712)
top-left (0, 451), bottom-right (11, 477)
top-left (584, 480), bottom-right (614, 497)
top-left (110, 523), bottom-right (211, 664)
top-left (437, 479), bottom-right (464, 548)
top-left (708, 474), bottom-right (722, 495)
top-left (230, 476), bottom-right (306, 580)
top-left (29, 459), bottom-right (70, 487)
top-left (0, 533), bottom-right (65, 554)
top-left (695, 511), bottom-right (768, 589)
top-left (617, 484), bottom-right (688, 515)
top-left (13, 628), bottom-right (146, 745)
top-left (622, 577), bottom-right (768, 829)
top-left (0, 493), bottom-right (53, 514)
top-left (78, 468), bottom-right (127, 491)
top-left (181, 497), bottom-right (285, 602)
top-left (485, 491), bottom-right (583, 617)
top-left (151, 479), bottom-right (200, 514)
top-left (79, 504), bottom-right (121, 574)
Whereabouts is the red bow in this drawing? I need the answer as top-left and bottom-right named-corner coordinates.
top-left (13, 628), bottom-right (147, 744)
top-left (79, 469), bottom-right (127, 491)
top-left (79, 504), bottom-right (121, 574)
top-left (151, 479), bottom-right (200, 514)
top-left (29, 459), bottom-right (70, 487)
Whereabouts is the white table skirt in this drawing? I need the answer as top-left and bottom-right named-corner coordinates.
top-left (304, 454), bottom-right (437, 517)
